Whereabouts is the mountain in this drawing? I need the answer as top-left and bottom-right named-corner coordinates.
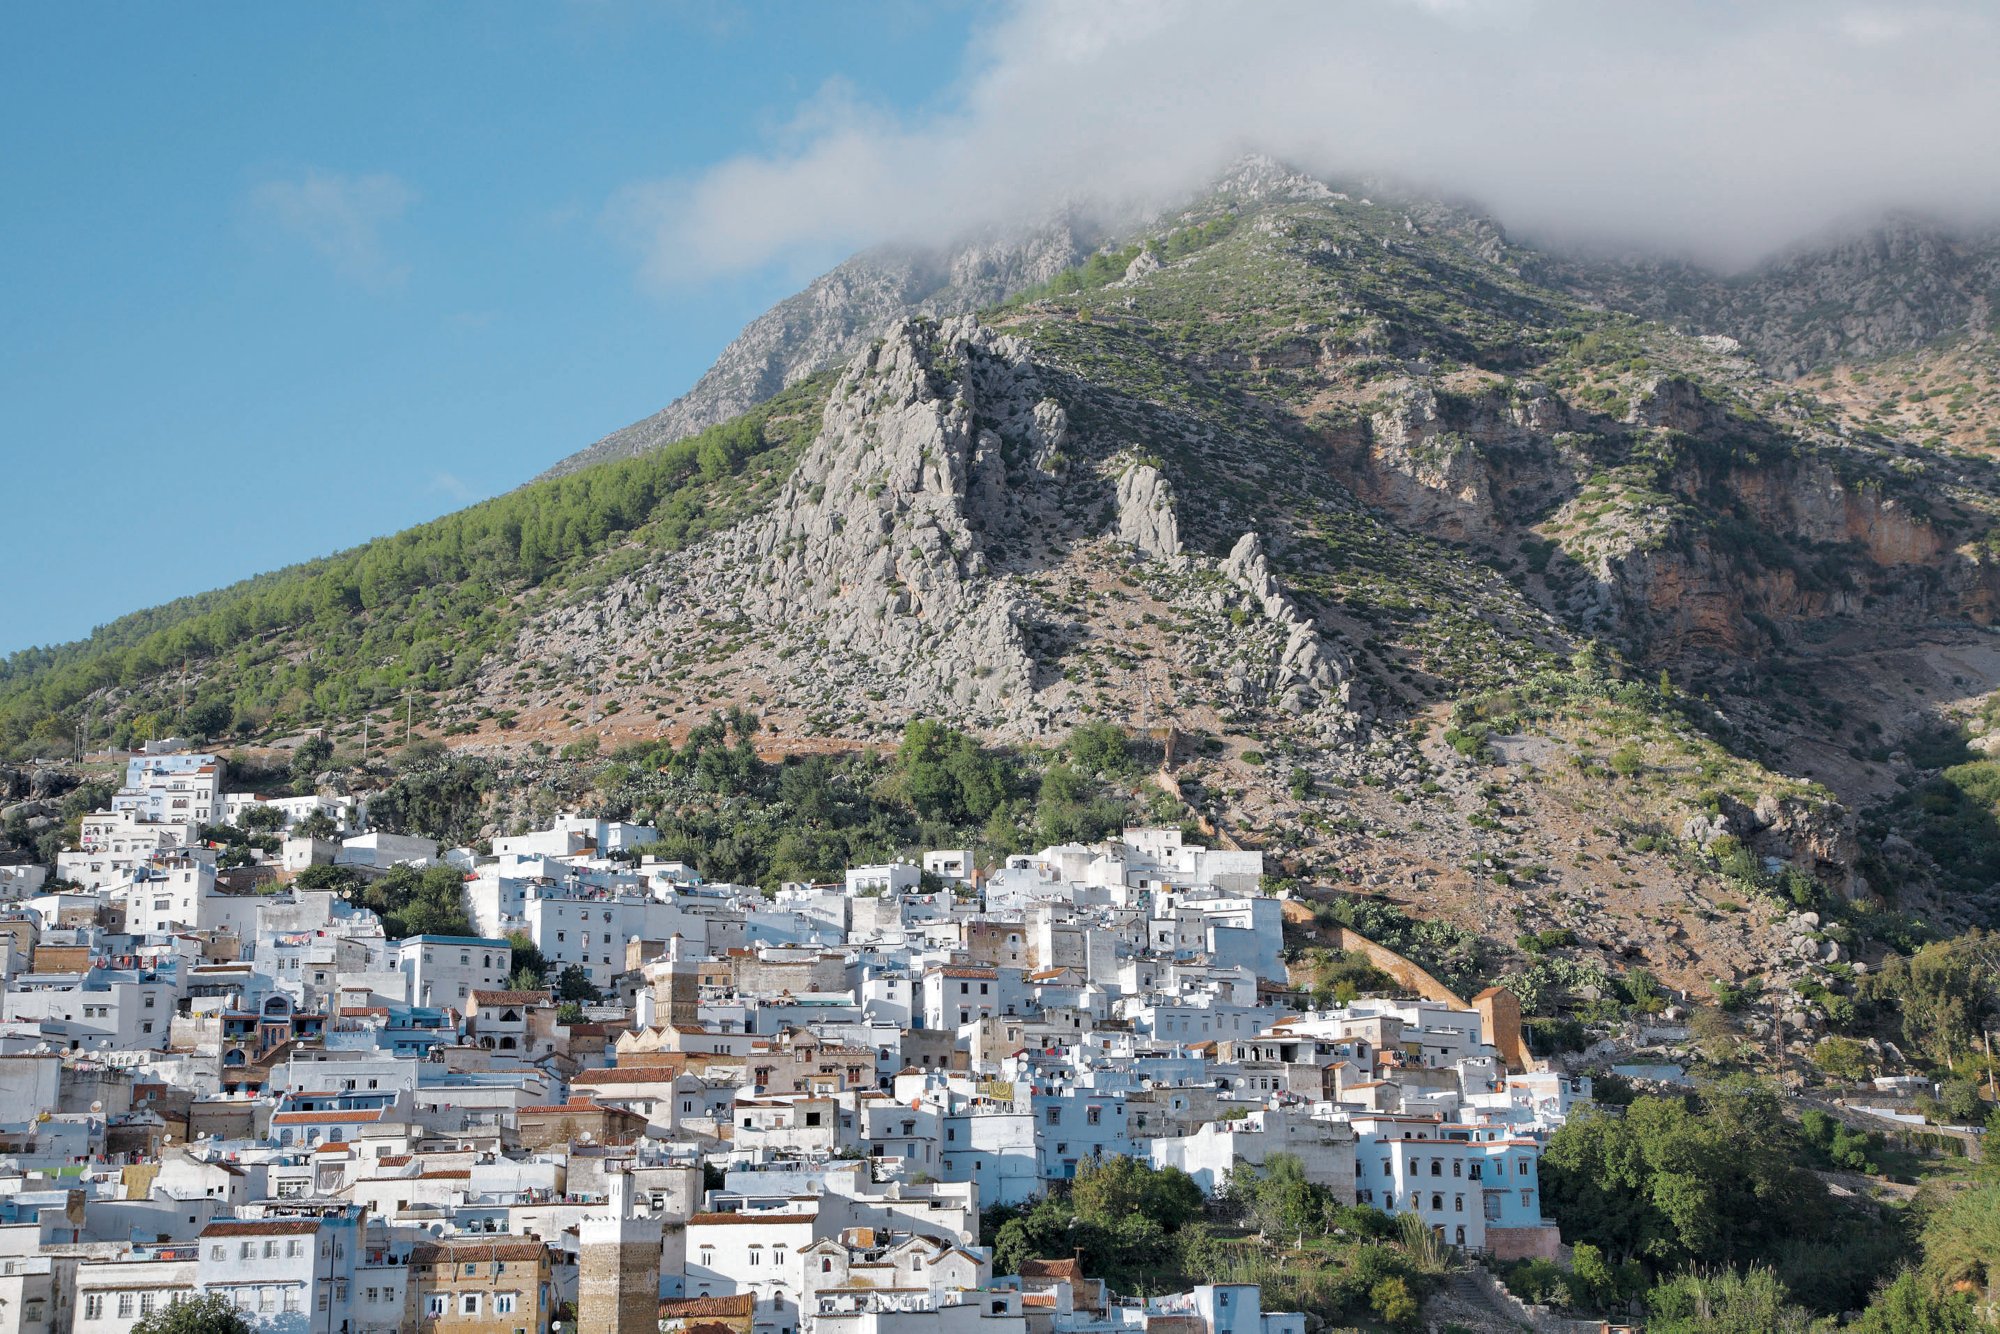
top-left (11, 160), bottom-right (2000, 1033)
top-left (538, 220), bottom-right (1095, 479)
top-left (540, 157), bottom-right (1378, 479)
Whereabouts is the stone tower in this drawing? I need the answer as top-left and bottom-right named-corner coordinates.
top-left (578, 1169), bottom-right (663, 1334)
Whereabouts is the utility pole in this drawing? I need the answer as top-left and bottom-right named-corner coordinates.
top-left (361, 715), bottom-right (369, 764)
top-left (403, 691), bottom-right (413, 749)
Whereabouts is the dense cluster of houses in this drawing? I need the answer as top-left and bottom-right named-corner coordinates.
top-left (0, 747), bottom-right (1592, 1334)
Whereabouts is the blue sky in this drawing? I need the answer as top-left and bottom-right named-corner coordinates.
top-left (0, 3), bottom-right (977, 655)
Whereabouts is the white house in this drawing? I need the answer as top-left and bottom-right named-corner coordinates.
top-left (395, 933), bottom-right (514, 1008)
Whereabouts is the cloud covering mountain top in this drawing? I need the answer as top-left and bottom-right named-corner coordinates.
top-left (615, 0), bottom-right (2000, 280)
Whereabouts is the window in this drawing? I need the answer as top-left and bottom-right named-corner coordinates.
top-left (495, 1293), bottom-right (517, 1315)
top-left (258, 1290), bottom-right (275, 1314)
top-left (1218, 1291), bottom-right (1231, 1307)
top-left (210, 1246), bottom-right (225, 1261)
top-left (461, 1294), bottom-right (482, 1316)
top-left (118, 1293), bottom-right (138, 1319)
top-left (1045, 1107), bottom-right (1061, 1126)
top-left (1430, 1160), bottom-right (1442, 1177)
top-left (426, 1295), bottom-right (448, 1318)
top-left (141, 1293), bottom-right (157, 1316)
top-left (264, 1239), bottom-right (279, 1258)
top-left (240, 1242), bottom-right (255, 1259)
top-left (1452, 1160), bottom-right (1462, 1177)
top-left (1431, 1193), bottom-right (1443, 1211)
top-left (1086, 1106), bottom-right (1101, 1125)
top-left (1455, 1194), bottom-right (1464, 1212)
top-left (85, 1294), bottom-right (104, 1320)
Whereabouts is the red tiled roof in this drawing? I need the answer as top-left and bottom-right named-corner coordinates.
top-left (408, 1238), bottom-right (546, 1265)
top-left (687, 1212), bottom-right (814, 1226)
top-left (523, 1099), bottom-right (634, 1114)
top-left (271, 1108), bottom-right (387, 1125)
top-left (469, 989), bottom-right (551, 1006)
top-left (658, 1295), bottom-right (754, 1318)
top-left (574, 1066), bottom-right (685, 1086)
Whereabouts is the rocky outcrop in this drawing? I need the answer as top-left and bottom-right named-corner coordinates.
top-left (1361, 381), bottom-right (1498, 538)
top-left (1114, 459), bottom-right (1181, 561)
top-left (1219, 532), bottom-right (1357, 723)
top-left (733, 316), bottom-right (1051, 717)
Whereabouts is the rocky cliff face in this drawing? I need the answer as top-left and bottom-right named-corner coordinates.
top-left (731, 315), bottom-right (1047, 719)
top-left (540, 223), bottom-right (1091, 479)
top-left (1554, 216), bottom-right (2000, 377)
top-left (503, 313), bottom-right (1364, 742)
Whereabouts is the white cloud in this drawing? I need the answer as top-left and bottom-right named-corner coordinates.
top-left (615, 0), bottom-right (2000, 278)
top-left (250, 170), bottom-right (418, 289)
top-left (427, 470), bottom-right (477, 503)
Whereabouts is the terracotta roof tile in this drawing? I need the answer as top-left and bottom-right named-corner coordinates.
top-left (658, 1295), bottom-right (754, 1318)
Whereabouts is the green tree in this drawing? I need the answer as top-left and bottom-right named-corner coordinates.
top-left (1540, 1081), bottom-right (1830, 1271)
top-left (1866, 934), bottom-right (2000, 1068)
top-left (1067, 722), bottom-right (1135, 777)
top-left (1234, 1153), bottom-right (1335, 1242)
top-left (555, 964), bottom-right (601, 1005)
top-left (1070, 1155), bottom-right (1203, 1232)
top-left (238, 803), bottom-right (286, 832)
top-left (131, 1293), bottom-right (252, 1334)
top-left (294, 808), bottom-right (340, 841)
top-left (368, 863), bottom-right (475, 939)
top-left (506, 931), bottom-right (547, 989)
top-left (290, 735), bottom-right (332, 789)
top-left (294, 863), bottom-right (366, 899)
